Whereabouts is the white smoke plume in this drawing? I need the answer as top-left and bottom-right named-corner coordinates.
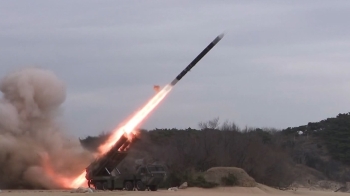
top-left (0, 67), bottom-right (94, 189)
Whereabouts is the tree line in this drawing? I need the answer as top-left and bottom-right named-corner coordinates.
top-left (81, 118), bottom-right (295, 187)
top-left (80, 114), bottom-right (350, 188)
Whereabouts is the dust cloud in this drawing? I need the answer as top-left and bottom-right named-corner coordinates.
top-left (0, 67), bottom-right (93, 189)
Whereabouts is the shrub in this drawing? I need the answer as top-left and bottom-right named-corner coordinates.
top-left (189, 175), bottom-right (218, 188)
top-left (221, 173), bottom-right (238, 186)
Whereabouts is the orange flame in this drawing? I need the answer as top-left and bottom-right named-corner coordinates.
top-left (98, 84), bottom-right (172, 155)
top-left (50, 84), bottom-right (173, 188)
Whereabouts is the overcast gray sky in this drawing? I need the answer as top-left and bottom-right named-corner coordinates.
top-left (1, 0), bottom-right (350, 138)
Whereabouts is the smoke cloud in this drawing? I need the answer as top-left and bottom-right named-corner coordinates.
top-left (0, 67), bottom-right (94, 189)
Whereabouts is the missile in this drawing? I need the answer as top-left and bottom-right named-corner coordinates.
top-left (170, 33), bottom-right (224, 86)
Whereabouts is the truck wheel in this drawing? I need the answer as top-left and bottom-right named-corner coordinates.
top-left (149, 185), bottom-right (158, 191)
top-left (136, 180), bottom-right (146, 191)
top-left (95, 182), bottom-right (102, 190)
top-left (124, 181), bottom-right (133, 191)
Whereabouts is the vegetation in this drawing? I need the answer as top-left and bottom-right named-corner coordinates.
top-left (283, 113), bottom-right (350, 164)
top-left (80, 113), bottom-right (350, 188)
top-left (280, 113), bottom-right (350, 182)
top-left (221, 173), bottom-right (238, 186)
top-left (190, 176), bottom-right (219, 188)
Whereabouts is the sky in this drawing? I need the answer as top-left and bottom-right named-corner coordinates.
top-left (1, 0), bottom-right (350, 138)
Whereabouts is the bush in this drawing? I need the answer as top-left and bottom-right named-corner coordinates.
top-left (221, 173), bottom-right (237, 186)
top-left (189, 175), bottom-right (219, 188)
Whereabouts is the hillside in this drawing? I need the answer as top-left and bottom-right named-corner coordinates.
top-left (282, 113), bottom-right (350, 182)
top-left (79, 114), bottom-right (350, 188)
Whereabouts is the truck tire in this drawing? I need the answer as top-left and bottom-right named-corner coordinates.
top-left (149, 185), bottom-right (158, 191)
top-left (95, 182), bottom-right (102, 190)
top-left (136, 180), bottom-right (146, 191)
top-left (124, 181), bottom-right (133, 191)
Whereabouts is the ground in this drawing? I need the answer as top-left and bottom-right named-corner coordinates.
top-left (0, 185), bottom-right (349, 196)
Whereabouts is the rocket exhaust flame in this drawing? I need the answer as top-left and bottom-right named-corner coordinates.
top-left (98, 84), bottom-right (173, 155)
top-left (67, 33), bottom-right (224, 188)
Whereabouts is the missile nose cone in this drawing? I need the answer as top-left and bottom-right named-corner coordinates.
top-left (212, 33), bottom-right (225, 44)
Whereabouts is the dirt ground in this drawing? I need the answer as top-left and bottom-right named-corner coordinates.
top-left (0, 184), bottom-right (349, 196)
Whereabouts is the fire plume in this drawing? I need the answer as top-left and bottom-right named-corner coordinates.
top-left (98, 84), bottom-right (173, 155)
top-left (62, 84), bottom-right (173, 188)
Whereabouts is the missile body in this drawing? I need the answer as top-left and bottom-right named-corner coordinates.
top-left (170, 33), bottom-right (224, 86)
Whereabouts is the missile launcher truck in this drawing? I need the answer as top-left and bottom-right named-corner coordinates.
top-left (85, 134), bottom-right (166, 191)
